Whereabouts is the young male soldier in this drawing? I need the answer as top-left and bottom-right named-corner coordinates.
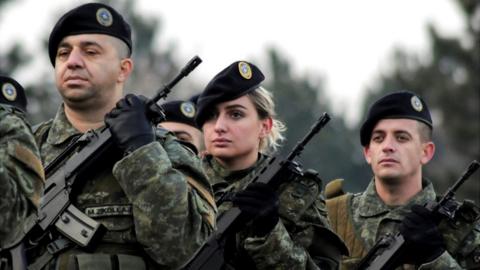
top-left (0, 76), bottom-right (44, 254)
top-left (31, 3), bottom-right (215, 269)
top-left (326, 91), bottom-right (480, 269)
top-left (159, 99), bottom-right (204, 153)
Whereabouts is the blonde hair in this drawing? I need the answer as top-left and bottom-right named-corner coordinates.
top-left (247, 86), bottom-right (286, 153)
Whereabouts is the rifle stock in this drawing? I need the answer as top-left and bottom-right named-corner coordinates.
top-left (180, 113), bottom-right (331, 270)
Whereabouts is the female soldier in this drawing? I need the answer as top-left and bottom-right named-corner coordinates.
top-left (195, 61), bottom-right (347, 269)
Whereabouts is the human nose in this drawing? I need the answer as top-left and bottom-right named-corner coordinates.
top-left (66, 48), bottom-right (84, 69)
top-left (214, 114), bottom-right (227, 133)
top-left (381, 135), bottom-right (396, 153)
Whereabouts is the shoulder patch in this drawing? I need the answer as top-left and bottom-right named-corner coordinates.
top-left (12, 144), bottom-right (45, 181)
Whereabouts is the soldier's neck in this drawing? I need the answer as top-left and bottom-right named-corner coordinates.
top-left (64, 103), bottom-right (113, 133)
top-left (216, 151), bottom-right (259, 172)
top-left (375, 175), bottom-right (422, 206)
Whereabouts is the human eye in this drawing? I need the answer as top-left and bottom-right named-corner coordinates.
top-left (371, 134), bottom-right (383, 143)
top-left (57, 48), bottom-right (70, 59)
top-left (85, 47), bottom-right (99, 56)
top-left (229, 110), bottom-right (244, 120)
top-left (396, 134), bottom-right (410, 142)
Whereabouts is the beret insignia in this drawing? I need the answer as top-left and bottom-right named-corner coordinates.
top-left (96, 7), bottom-right (113, 27)
top-left (238, 61), bottom-right (252, 80)
top-left (2, 83), bottom-right (17, 101)
top-left (180, 101), bottom-right (196, 118)
top-left (410, 95), bottom-right (423, 112)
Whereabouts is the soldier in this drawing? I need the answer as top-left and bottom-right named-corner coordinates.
top-left (195, 60), bottom-right (348, 269)
top-left (325, 91), bottom-right (480, 269)
top-left (0, 76), bottom-right (44, 266)
top-left (159, 99), bottom-right (203, 153)
top-left (30, 3), bottom-right (215, 269)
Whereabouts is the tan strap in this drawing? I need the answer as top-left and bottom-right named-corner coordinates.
top-left (12, 144), bottom-right (45, 208)
top-left (186, 176), bottom-right (217, 228)
top-left (326, 194), bottom-right (368, 259)
top-left (13, 144), bottom-right (45, 181)
top-left (325, 178), bottom-right (346, 199)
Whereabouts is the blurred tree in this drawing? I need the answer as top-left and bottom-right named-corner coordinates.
top-left (361, 0), bottom-right (479, 203)
top-left (0, 0), bottom-right (29, 77)
top-left (265, 48), bottom-right (371, 192)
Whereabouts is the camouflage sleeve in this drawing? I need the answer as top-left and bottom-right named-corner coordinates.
top-left (243, 170), bottom-right (346, 269)
top-left (0, 109), bottom-right (44, 246)
top-left (243, 220), bottom-right (315, 270)
top-left (439, 200), bottom-right (480, 269)
top-left (419, 251), bottom-right (465, 269)
top-left (451, 222), bottom-right (480, 269)
top-left (112, 133), bottom-right (215, 268)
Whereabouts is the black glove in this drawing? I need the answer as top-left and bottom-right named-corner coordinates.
top-left (232, 182), bottom-right (279, 237)
top-left (399, 204), bottom-right (446, 265)
top-left (105, 94), bottom-right (155, 154)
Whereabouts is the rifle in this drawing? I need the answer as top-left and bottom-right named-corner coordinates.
top-left (180, 113), bottom-right (331, 270)
top-left (37, 56), bottom-right (202, 248)
top-left (356, 160), bottom-right (480, 270)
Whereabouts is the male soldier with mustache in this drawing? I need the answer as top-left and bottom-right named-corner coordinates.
top-left (31, 3), bottom-right (215, 269)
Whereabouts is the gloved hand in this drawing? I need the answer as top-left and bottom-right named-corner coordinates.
top-left (399, 204), bottom-right (446, 265)
top-left (232, 182), bottom-right (279, 237)
top-left (105, 94), bottom-right (155, 154)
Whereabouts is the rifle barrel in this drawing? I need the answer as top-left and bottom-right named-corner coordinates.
top-left (286, 113), bottom-right (330, 161)
top-left (150, 56), bottom-right (202, 104)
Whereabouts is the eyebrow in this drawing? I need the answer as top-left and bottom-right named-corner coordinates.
top-left (372, 129), bottom-right (412, 136)
top-left (58, 40), bottom-right (103, 49)
top-left (224, 104), bottom-right (247, 110)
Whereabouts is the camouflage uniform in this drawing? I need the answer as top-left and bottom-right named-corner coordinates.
top-left (203, 154), bottom-right (346, 270)
top-left (32, 105), bottom-right (216, 269)
top-left (0, 105), bottom-right (44, 248)
top-left (327, 179), bottom-right (480, 269)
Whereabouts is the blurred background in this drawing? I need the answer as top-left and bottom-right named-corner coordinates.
top-left (1, 0), bottom-right (478, 203)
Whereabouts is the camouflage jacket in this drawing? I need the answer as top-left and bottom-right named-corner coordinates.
top-left (342, 179), bottom-right (479, 269)
top-left (0, 105), bottom-right (44, 248)
top-left (203, 154), bottom-right (347, 270)
top-left (32, 105), bottom-right (216, 269)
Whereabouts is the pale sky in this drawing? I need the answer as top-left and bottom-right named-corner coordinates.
top-left (0, 0), bottom-right (464, 125)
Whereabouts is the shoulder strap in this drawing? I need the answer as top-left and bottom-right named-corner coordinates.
top-left (186, 176), bottom-right (217, 228)
top-left (325, 178), bottom-right (346, 199)
top-left (326, 194), bottom-right (368, 259)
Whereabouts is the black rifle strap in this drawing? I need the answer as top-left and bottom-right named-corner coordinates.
top-left (28, 238), bottom-right (74, 270)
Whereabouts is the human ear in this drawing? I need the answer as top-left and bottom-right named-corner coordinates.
top-left (259, 117), bottom-right (273, 138)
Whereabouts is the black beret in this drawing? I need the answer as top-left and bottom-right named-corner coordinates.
top-left (360, 90), bottom-right (432, 146)
top-left (195, 61), bottom-right (265, 127)
top-left (189, 93), bottom-right (200, 105)
top-left (161, 100), bottom-right (197, 128)
top-left (48, 3), bottom-right (132, 66)
top-left (0, 75), bottom-right (27, 113)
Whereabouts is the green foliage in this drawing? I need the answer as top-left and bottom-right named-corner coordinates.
top-left (361, 0), bottom-right (479, 203)
top-left (265, 49), bottom-right (371, 192)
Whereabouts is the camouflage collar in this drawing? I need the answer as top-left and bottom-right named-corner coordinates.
top-left (46, 105), bottom-right (82, 145)
top-left (358, 178), bottom-right (436, 218)
top-left (204, 153), bottom-right (267, 185)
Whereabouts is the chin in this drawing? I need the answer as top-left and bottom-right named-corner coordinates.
top-left (209, 148), bottom-right (236, 159)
